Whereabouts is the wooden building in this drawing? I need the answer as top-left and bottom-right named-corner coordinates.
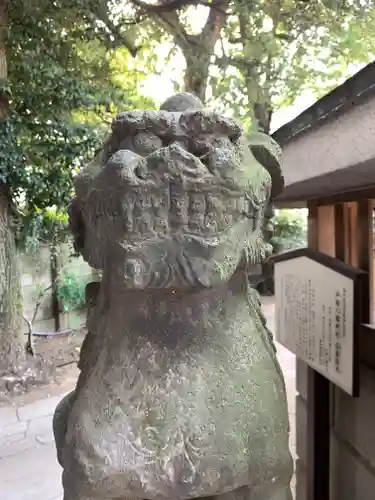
top-left (272, 61), bottom-right (375, 500)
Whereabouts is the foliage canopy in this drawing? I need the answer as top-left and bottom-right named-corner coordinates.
top-left (1, 0), bottom-right (154, 249)
top-left (119, 0), bottom-right (375, 132)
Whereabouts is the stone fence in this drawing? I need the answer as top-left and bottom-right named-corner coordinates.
top-left (20, 242), bottom-right (92, 334)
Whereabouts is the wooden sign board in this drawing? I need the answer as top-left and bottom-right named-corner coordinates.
top-left (273, 248), bottom-right (366, 397)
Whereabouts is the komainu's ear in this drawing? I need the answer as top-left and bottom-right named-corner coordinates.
top-left (247, 131), bottom-right (284, 199)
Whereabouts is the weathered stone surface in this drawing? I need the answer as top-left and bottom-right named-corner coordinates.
top-left (0, 433), bottom-right (35, 459)
top-left (0, 419), bottom-right (27, 439)
top-left (26, 414), bottom-right (53, 438)
top-left (0, 406), bottom-right (19, 427)
top-left (53, 93), bottom-right (292, 500)
top-left (17, 395), bottom-right (63, 422)
top-left (0, 443), bottom-right (64, 500)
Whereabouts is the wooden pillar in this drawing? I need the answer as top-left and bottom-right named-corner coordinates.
top-left (358, 201), bottom-right (375, 369)
top-left (348, 203), bottom-right (359, 267)
top-left (305, 202), bottom-right (334, 500)
top-left (355, 200), bottom-right (372, 323)
top-left (317, 205), bottom-right (335, 256)
top-left (301, 200), bottom-right (370, 500)
top-left (334, 204), bottom-right (345, 261)
top-left (295, 203), bottom-right (319, 500)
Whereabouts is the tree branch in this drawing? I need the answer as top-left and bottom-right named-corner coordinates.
top-left (142, 4), bottom-right (190, 49)
top-left (130, 0), bottom-right (204, 13)
top-left (92, 1), bottom-right (140, 56)
top-left (22, 282), bottom-right (55, 357)
top-left (215, 55), bottom-right (251, 72)
top-left (156, 11), bottom-right (190, 47)
top-left (202, 0), bottom-right (230, 42)
top-left (129, 0), bottom-right (229, 50)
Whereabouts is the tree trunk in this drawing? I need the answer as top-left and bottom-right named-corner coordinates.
top-left (0, 0), bottom-right (9, 120)
top-left (0, 0), bottom-right (25, 375)
top-left (50, 247), bottom-right (60, 333)
top-left (253, 102), bottom-right (272, 135)
top-left (183, 49), bottom-right (211, 102)
top-left (0, 189), bottom-right (24, 375)
top-left (174, 1), bottom-right (229, 103)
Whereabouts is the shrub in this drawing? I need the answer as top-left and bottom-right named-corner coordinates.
top-left (57, 271), bottom-right (89, 312)
top-left (271, 209), bottom-right (307, 251)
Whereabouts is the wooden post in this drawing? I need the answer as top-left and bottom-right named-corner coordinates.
top-left (334, 204), bottom-right (345, 262)
top-left (355, 200), bottom-right (372, 324)
top-left (304, 201), bottom-right (365, 500)
top-left (306, 202), bottom-right (339, 500)
top-left (306, 369), bottom-right (330, 500)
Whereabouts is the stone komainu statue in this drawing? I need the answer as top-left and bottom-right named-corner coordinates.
top-left (53, 93), bottom-right (293, 500)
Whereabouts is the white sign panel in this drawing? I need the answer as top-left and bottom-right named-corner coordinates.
top-left (274, 253), bottom-right (359, 396)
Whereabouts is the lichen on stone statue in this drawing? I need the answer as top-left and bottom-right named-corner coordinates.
top-left (53, 92), bottom-right (293, 500)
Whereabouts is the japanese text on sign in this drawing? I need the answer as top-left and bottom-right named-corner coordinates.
top-left (275, 255), bottom-right (355, 395)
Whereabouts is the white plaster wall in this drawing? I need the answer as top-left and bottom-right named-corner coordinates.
top-left (281, 96), bottom-right (375, 186)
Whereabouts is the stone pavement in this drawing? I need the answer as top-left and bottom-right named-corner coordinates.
top-left (0, 394), bottom-right (64, 500)
top-left (276, 342), bottom-right (297, 495)
top-left (0, 301), bottom-right (296, 500)
top-left (262, 298), bottom-right (297, 496)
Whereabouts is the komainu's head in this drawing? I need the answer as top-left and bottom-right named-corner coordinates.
top-left (69, 93), bottom-right (284, 289)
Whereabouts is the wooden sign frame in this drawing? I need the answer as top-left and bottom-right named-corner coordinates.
top-left (272, 247), bottom-right (366, 397)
